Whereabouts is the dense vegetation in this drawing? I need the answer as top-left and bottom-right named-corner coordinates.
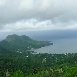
top-left (1, 52), bottom-right (77, 77)
top-left (0, 35), bottom-right (77, 77)
top-left (0, 34), bottom-right (52, 53)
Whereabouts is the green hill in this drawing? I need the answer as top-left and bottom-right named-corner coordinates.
top-left (0, 34), bottom-right (52, 53)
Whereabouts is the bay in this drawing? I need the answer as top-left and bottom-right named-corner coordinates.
top-left (34, 38), bottom-right (77, 54)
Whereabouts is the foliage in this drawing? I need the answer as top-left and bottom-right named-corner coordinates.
top-left (0, 53), bottom-right (77, 77)
top-left (11, 70), bottom-right (24, 77)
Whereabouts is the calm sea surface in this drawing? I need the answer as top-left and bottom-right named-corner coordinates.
top-left (34, 38), bottom-right (77, 54)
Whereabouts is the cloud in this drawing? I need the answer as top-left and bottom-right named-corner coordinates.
top-left (0, 19), bottom-right (77, 32)
top-left (0, 0), bottom-right (77, 32)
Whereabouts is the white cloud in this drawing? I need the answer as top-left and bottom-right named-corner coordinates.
top-left (0, 0), bottom-right (5, 6)
top-left (0, 0), bottom-right (77, 32)
top-left (0, 19), bottom-right (77, 32)
top-left (19, 0), bottom-right (34, 10)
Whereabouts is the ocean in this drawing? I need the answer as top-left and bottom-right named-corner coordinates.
top-left (34, 38), bottom-right (77, 54)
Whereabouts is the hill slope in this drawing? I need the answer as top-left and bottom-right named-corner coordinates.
top-left (0, 34), bottom-right (52, 53)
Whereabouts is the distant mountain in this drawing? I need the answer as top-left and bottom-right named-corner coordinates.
top-left (0, 34), bottom-right (52, 53)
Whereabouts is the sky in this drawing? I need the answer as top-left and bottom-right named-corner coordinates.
top-left (0, 0), bottom-right (77, 40)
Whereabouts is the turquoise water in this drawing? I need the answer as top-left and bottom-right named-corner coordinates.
top-left (34, 38), bottom-right (77, 54)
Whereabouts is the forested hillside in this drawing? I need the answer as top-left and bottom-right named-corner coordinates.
top-left (0, 52), bottom-right (77, 77)
top-left (0, 34), bottom-right (52, 53)
top-left (0, 35), bottom-right (77, 77)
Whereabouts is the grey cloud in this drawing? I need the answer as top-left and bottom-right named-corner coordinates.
top-left (0, 0), bottom-right (77, 25)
